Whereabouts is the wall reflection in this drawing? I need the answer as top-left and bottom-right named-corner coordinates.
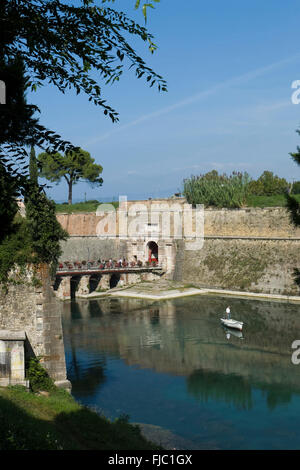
top-left (62, 295), bottom-right (300, 411)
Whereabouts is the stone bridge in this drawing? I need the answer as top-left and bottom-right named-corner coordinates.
top-left (54, 265), bottom-right (163, 300)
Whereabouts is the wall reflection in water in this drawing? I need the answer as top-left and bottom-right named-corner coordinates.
top-left (62, 295), bottom-right (300, 412)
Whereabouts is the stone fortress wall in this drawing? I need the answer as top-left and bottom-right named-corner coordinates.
top-left (56, 198), bottom-right (300, 296)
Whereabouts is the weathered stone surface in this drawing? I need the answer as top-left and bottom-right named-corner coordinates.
top-left (181, 238), bottom-right (300, 296)
top-left (0, 330), bottom-right (26, 340)
top-left (0, 265), bottom-right (71, 388)
top-left (203, 207), bottom-right (300, 238)
top-left (56, 202), bottom-right (300, 239)
top-left (56, 204), bottom-right (300, 296)
top-left (59, 237), bottom-right (127, 262)
top-left (0, 336), bottom-right (28, 387)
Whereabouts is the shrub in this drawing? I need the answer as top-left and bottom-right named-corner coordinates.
top-left (292, 181), bottom-right (300, 195)
top-left (27, 358), bottom-right (55, 393)
top-left (248, 171), bottom-right (288, 196)
top-left (183, 170), bottom-right (250, 208)
top-left (0, 215), bottom-right (35, 284)
top-left (25, 187), bottom-right (68, 266)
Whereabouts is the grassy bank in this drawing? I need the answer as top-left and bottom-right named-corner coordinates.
top-left (246, 194), bottom-right (300, 208)
top-left (0, 386), bottom-right (162, 450)
top-left (55, 200), bottom-right (119, 213)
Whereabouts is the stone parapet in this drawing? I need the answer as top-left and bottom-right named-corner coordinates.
top-left (56, 204), bottom-right (300, 239)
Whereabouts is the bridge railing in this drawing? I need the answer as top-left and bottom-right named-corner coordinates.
top-left (57, 261), bottom-right (161, 272)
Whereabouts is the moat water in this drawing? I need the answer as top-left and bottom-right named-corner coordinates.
top-left (61, 295), bottom-right (300, 449)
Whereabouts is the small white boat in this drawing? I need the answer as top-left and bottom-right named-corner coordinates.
top-left (220, 318), bottom-right (243, 331)
top-left (224, 327), bottom-right (244, 339)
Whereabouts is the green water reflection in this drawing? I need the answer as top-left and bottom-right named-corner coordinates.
top-left (61, 295), bottom-right (300, 449)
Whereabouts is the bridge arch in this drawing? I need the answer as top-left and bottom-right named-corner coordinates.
top-left (53, 276), bottom-right (62, 292)
top-left (110, 273), bottom-right (121, 289)
top-left (70, 275), bottom-right (81, 299)
top-left (89, 274), bottom-right (102, 293)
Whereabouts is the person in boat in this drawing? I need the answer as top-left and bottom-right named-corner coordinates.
top-left (226, 306), bottom-right (231, 319)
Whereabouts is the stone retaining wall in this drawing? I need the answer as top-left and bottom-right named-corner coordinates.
top-left (181, 238), bottom-right (300, 296)
top-left (56, 203), bottom-right (300, 296)
top-left (0, 265), bottom-right (70, 389)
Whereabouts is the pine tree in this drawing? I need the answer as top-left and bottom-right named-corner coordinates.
top-left (38, 149), bottom-right (103, 205)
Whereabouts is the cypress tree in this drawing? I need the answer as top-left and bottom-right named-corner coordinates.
top-left (287, 129), bottom-right (300, 226)
top-left (29, 145), bottom-right (38, 185)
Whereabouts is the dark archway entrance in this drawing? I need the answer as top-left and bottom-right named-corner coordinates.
top-left (147, 241), bottom-right (158, 263)
top-left (89, 274), bottom-right (101, 293)
top-left (110, 274), bottom-right (120, 289)
top-left (53, 276), bottom-right (62, 292)
top-left (70, 275), bottom-right (80, 299)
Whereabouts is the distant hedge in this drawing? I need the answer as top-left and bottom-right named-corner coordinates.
top-left (183, 171), bottom-right (250, 208)
top-left (247, 171), bottom-right (289, 196)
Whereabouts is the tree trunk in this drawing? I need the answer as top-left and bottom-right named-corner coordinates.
top-left (68, 181), bottom-right (73, 205)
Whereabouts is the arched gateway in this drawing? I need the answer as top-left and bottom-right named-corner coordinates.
top-left (147, 241), bottom-right (158, 263)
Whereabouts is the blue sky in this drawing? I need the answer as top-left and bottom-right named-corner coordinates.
top-left (29, 0), bottom-right (300, 202)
